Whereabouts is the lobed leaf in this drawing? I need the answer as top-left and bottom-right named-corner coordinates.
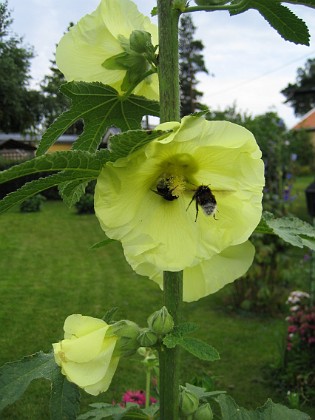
top-left (217, 394), bottom-right (310, 419)
top-left (36, 82), bottom-right (160, 156)
top-left (0, 352), bottom-right (56, 411)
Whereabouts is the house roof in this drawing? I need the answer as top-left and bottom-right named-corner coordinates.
top-left (0, 139), bottom-right (36, 151)
top-left (292, 108), bottom-right (315, 130)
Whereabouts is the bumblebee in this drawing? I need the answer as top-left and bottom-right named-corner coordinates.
top-left (152, 178), bottom-right (179, 201)
top-left (187, 185), bottom-right (217, 222)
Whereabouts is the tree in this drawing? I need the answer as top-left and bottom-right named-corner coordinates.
top-left (0, 1), bottom-right (43, 132)
top-left (281, 58), bottom-right (315, 116)
top-left (40, 23), bottom-right (83, 133)
top-left (179, 14), bottom-right (209, 117)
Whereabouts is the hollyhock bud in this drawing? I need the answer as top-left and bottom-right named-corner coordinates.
top-left (137, 328), bottom-right (158, 347)
top-left (147, 306), bottom-right (174, 335)
top-left (179, 387), bottom-right (199, 416)
top-left (193, 403), bottom-right (214, 419)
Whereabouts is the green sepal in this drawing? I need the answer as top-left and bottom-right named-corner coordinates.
top-left (90, 238), bottom-right (116, 249)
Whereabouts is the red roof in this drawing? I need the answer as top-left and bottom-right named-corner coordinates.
top-left (293, 108), bottom-right (315, 130)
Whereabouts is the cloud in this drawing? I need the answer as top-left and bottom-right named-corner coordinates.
top-left (8, 0), bottom-right (315, 126)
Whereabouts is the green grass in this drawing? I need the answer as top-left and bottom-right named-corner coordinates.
top-left (0, 201), bottom-right (313, 419)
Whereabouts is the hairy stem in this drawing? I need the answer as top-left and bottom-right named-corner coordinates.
top-left (157, 1), bottom-right (183, 418)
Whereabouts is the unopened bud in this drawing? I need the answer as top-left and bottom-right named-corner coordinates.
top-left (130, 30), bottom-right (153, 54)
top-left (147, 306), bottom-right (174, 335)
top-left (138, 328), bottom-right (158, 347)
top-left (193, 403), bottom-right (213, 419)
top-left (179, 387), bottom-right (199, 416)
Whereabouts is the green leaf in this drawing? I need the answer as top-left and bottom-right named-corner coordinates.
top-left (229, 0), bottom-right (310, 45)
top-left (179, 337), bottom-right (220, 362)
top-left (217, 394), bottom-right (310, 419)
top-left (280, 0), bottom-right (315, 8)
top-left (254, 1), bottom-right (309, 45)
top-left (174, 322), bottom-right (199, 336)
top-left (0, 170), bottom-right (97, 214)
top-left (262, 212), bottom-right (315, 250)
top-left (58, 180), bottom-right (90, 208)
top-left (163, 334), bottom-right (219, 362)
top-left (36, 82), bottom-right (160, 156)
top-left (108, 130), bottom-right (169, 161)
top-left (78, 402), bottom-right (126, 419)
top-left (185, 382), bottom-right (226, 399)
top-left (102, 307), bottom-right (119, 324)
top-left (0, 352), bottom-right (56, 411)
top-left (0, 150), bottom-right (107, 185)
top-left (50, 368), bottom-right (81, 420)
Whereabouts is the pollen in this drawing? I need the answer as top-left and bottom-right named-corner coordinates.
top-left (167, 175), bottom-right (186, 196)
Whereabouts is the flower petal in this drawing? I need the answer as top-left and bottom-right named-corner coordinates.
top-left (133, 241), bottom-right (255, 302)
top-left (95, 116), bottom-right (264, 276)
top-left (63, 314), bottom-right (108, 339)
top-left (60, 336), bottom-right (117, 391)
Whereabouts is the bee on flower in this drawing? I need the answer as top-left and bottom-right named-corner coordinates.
top-left (95, 115), bottom-right (265, 301)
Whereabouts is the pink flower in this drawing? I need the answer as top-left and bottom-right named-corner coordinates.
top-left (288, 325), bottom-right (297, 333)
top-left (122, 390), bottom-right (157, 407)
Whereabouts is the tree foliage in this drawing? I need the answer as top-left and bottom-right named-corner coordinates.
top-left (0, 1), bottom-right (43, 132)
top-left (179, 14), bottom-right (209, 117)
top-left (281, 58), bottom-right (315, 116)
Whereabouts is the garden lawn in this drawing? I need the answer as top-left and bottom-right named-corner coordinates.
top-left (0, 201), bottom-right (313, 418)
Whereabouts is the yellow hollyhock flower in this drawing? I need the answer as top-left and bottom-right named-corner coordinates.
top-left (56, 0), bottom-right (158, 100)
top-left (131, 241), bottom-right (255, 302)
top-left (53, 314), bottom-right (119, 395)
top-left (95, 115), bottom-right (264, 283)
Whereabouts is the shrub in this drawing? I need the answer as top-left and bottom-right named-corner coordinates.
top-left (75, 193), bottom-right (95, 214)
top-left (270, 291), bottom-right (315, 406)
top-left (19, 194), bottom-right (45, 212)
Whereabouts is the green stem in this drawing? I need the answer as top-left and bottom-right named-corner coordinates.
top-left (159, 271), bottom-right (183, 420)
top-left (157, 2), bottom-right (182, 418)
top-left (185, 0), bottom-right (249, 13)
top-left (145, 367), bottom-right (151, 409)
top-left (158, 0), bottom-right (181, 123)
top-left (121, 68), bottom-right (157, 99)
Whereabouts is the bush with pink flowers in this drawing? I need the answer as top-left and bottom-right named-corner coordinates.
top-left (278, 291), bottom-right (315, 405)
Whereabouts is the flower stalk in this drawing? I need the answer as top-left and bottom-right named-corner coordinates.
top-left (157, 1), bottom-right (182, 418)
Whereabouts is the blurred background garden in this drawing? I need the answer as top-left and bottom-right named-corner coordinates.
top-left (0, 1), bottom-right (315, 418)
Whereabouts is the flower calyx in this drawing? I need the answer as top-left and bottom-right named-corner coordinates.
top-left (102, 30), bottom-right (158, 94)
top-left (107, 320), bottom-right (140, 357)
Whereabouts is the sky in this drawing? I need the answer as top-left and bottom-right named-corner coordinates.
top-left (6, 0), bottom-right (315, 128)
